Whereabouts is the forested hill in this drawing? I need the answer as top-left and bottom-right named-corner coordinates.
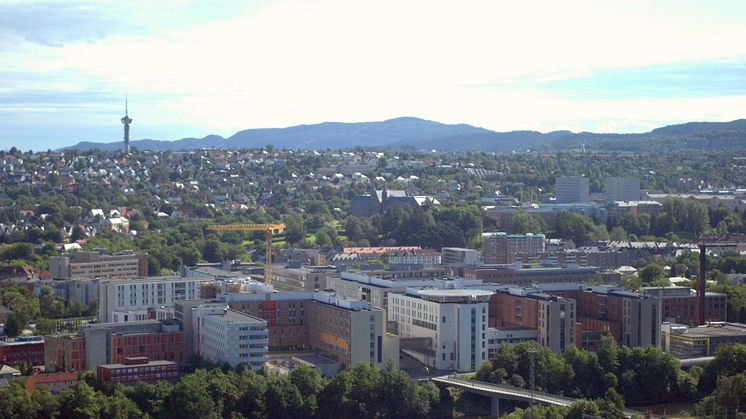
top-left (66, 117), bottom-right (746, 152)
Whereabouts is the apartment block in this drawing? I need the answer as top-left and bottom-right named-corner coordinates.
top-left (555, 176), bottom-right (590, 204)
top-left (221, 291), bottom-right (399, 369)
top-left (98, 276), bottom-right (209, 322)
top-left (488, 289), bottom-right (576, 353)
top-left (550, 285), bottom-right (661, 349)
top-left (482, 232), bottom-right (546, 264)
top-left (49, 250), bottom-right (147, 280)
top-left (641, 286), bottom-right (727, 326)
top-left (605, 176), bottom-right (641, 202)
top-left (388, 288), bottom-right (491, 372)
top-left (192, 303), bottom-right (269, 370)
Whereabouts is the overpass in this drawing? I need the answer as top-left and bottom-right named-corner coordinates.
top-left (432, 375), bottom-right (648, 418)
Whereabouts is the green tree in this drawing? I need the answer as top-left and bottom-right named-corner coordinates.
top-left (639, 263), bottom-right (665, 283)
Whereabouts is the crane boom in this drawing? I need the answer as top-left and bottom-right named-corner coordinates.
top-left (206, 223), bottom-right (286, 285)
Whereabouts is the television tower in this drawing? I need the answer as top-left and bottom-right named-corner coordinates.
top-left (121, 97), bottom-right (132, 153)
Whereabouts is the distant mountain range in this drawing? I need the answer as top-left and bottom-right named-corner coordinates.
top-left (66, 117), bottom-right (746, 152)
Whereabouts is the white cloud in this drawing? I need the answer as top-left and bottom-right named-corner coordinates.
top-left (3, 0), bottom-right (746, 146)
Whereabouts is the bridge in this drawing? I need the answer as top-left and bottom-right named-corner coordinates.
top-left (432, 375), bottom-right (648, 418)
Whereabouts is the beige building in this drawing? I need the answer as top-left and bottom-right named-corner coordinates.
top-left (49, 250), bottom-right (148, 280)
top-left (271, 265), bottom-right (339, 292)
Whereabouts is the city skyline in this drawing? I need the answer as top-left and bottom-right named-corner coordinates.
top-left (2, 0), bottom-right (746, 150)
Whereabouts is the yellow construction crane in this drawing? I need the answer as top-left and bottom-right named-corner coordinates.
top-left (206, 223), bottom-right (286, 285)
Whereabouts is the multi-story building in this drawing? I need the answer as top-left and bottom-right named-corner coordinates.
top-left (0, 336), bottom-right (45, 366)
top-left (488, 288), bottom-right (576, 353)
top-left (482, 232), bottom-right (546, 264)
top-left (328, 272), bottom-right (483, 311)
top-left (97, 357), bottom-right (179, 385)
top-left (550, 285), bottom-right (661, 349)
top-left (221, 291), bottom-right (399, 368)
top-left (98, 276), bottom-right (209, 322)
top-left (388, 288), bottom-right (491, 372)
top-left (662, 322), bottom-right (746, 358)
top-left (463, 263), bottom-right (597, 286)
top-left (33, 278), bottom-right (99, 308)
top-left (604, 177), bottom-right (641, 202)
top-left (387, 248), bottom-right (442, 268)
top-left (44, 319), bottom-right (184, 372)
top-left (555, 176), bottom-right (590, 204)
top-left (192, 303), bottom-right (269, 370)
top-left (641, 286), bottom-right (727, 326)
top-left (173, 299), bottom-right (208, 358)
top-left (441, 247), bottom-right (480, 266)
top-left (486, 327), bottom-right (538, 358)
top-left (49, 249), bottom-right (148, 280)
top-left (271, 265), bottom-right (339, 292)
top-left (44, 334), bottom-right (86, 372)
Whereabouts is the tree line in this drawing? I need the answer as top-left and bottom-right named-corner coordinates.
top-left (475, 339), bottom-right (746, 417)
top-left (0, 363), bottom-right (452, 419)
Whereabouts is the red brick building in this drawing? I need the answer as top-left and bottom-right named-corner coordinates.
top-left (97, 357), bottom-right (179, 385)
top-left (0, 336), bottom-right (44, 366)
top-left (44, 334), bottom-right (86, 372)
top-left (110, 330), bottom-right (184, 364)
top-left (640, 287), bottom-right (727, 326)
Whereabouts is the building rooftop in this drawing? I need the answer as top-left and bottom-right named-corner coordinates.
top-left (676, 322), bottom-right (746, 338)
top-left (98, 360), bottom-right (177, 369)
top-left (414, 288), bottom-right (493, 303)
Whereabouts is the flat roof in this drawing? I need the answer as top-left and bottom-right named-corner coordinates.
top-left (419, 289), bottom-right (493, 298)
top-left (98, 360), bottom-right (178, 369)
top-left (221, 309), bottom-right (266, 323)
top-left (679, 323), bottom-right (746, 338)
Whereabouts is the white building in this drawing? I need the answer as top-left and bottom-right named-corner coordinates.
top-left (441, 247), bottom-right (480, 266)
top-left (192, 303), bottom-right (268, 370)
top-left (486, 327), bottom-right (538, 358)
top-left (387, 248), bottom-right (442, 269)
top-left (98, 276), bottom-right (209, 323)
top-left (388, 288), bottom-right (491, 372)
top-left (328, 272), bottom-right (485, 310)
top-left (555, 176), bottom-right (590, 204)
top-left (605, 177), bottom-right (641, 202)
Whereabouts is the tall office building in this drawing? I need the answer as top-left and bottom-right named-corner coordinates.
top-left (192, 303), bottom-right (268, 370)
top-left (555, 176), bottom-right (590, 204)
top-left (605, 177), bottom-right (640, 202)
top-left (388, 288), bottom-right (491, 372)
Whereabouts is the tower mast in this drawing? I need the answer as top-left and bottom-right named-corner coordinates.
top-left (120, 97), bottom-right (133, 153)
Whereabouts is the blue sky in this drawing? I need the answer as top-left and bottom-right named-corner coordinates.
top-left (2, 0), bottom-right (746, 150)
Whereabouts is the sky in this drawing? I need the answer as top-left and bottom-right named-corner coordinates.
top-left (2, 0), bottom-right (746, 150)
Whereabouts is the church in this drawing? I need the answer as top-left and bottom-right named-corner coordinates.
top-left (350, 183), bottom-right (439, 217)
